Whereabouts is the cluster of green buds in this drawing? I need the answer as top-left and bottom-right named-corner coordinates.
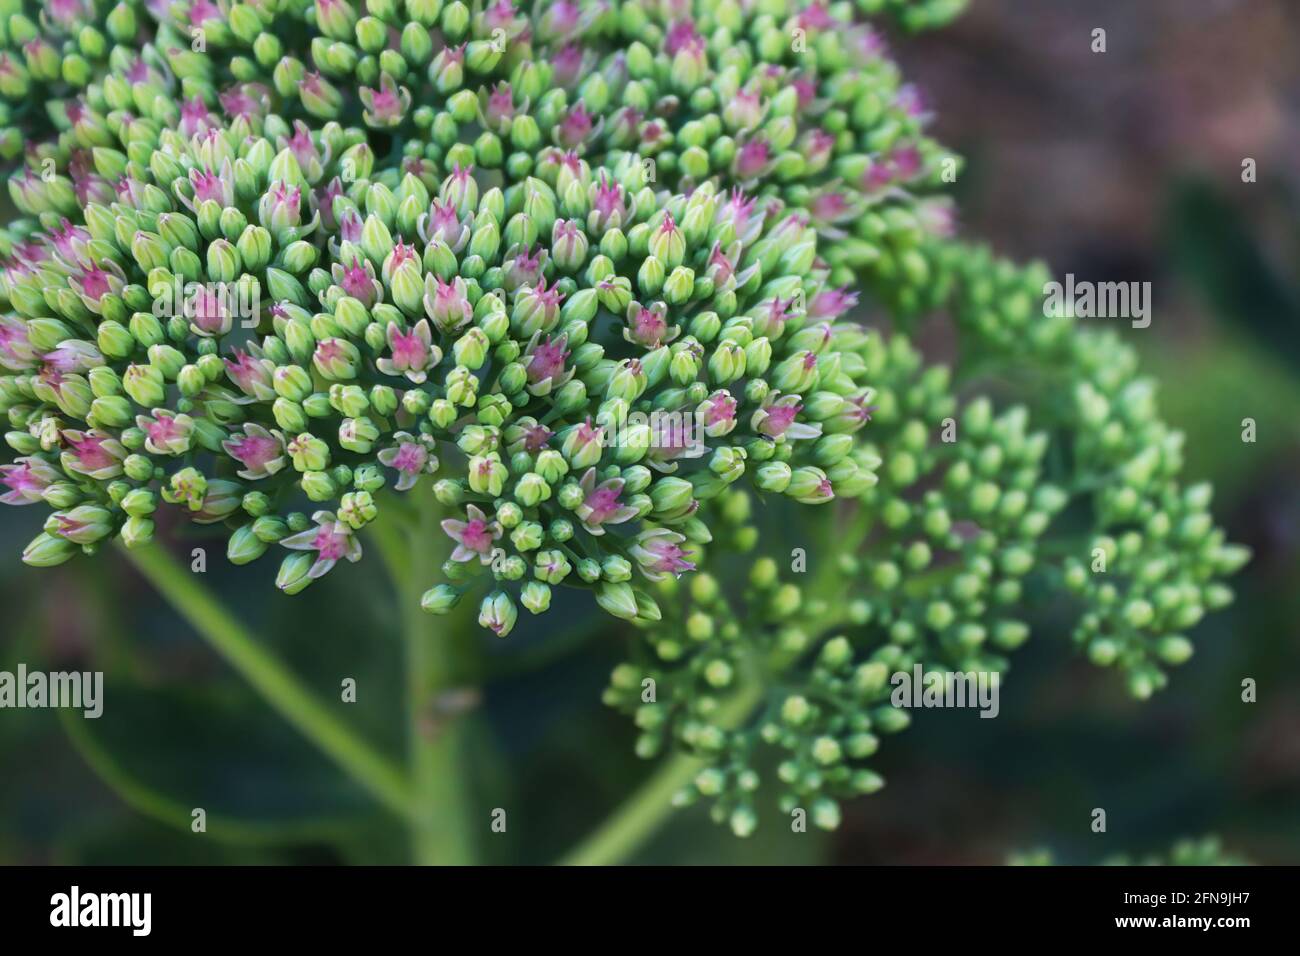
top-left (1010, 835), bottom-right (1249, 867)
top-left (941, 244), bottom-right (1249, 698)
top-left (0, 0), bottom-right (146, 159)
top-left (0, 0), bottom-right (959, 299)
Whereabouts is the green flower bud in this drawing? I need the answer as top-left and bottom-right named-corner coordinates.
top-left (421, 583), bottom-right (461, 614)
top-left (596, 581), bottom-right (639, 620)
top-left (276, 551), bottom-right (316, 594)
top-left (227, 524), bottom-right (270, 565)
top-left (478, 590), bottom-right (518, 636)
top-left (288, 433), bottom-right (331, 472)
top-left (119, 515), bottom-right (155, 549)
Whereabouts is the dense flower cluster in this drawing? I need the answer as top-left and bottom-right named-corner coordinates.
top-left (0, 0), bottom-right (1244, 835)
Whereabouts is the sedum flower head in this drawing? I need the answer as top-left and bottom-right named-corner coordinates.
top-left (0, 0), bottom-right (1245, 840)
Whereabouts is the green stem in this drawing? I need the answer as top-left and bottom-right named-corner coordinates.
top-left (120, 542), bottom-right (414, 821)
top-left (558, 682), bottom-right (764, 866)
top-left (374, 492), bottom-right (478, 865)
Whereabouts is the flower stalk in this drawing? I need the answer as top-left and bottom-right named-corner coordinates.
top-left (120, 540), bottom-right (413, 821)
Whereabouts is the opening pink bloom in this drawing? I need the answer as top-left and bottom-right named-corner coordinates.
top-left (259, 180), bottom-right (303, 232)
top-left (48, 219), bottom-right (91, 263)
top-left (61, 430), bottom-right (124, 479)
top-left (224, 348), bottom-right (275, 400)
top-left (485, 82), bottom-right (516, 127)
top-left (556, 104), bottom-right (596, 149)
top-left (724, 86), bottom-right (764, 131)
top-left (189, 164), bottom-right (232, 206)
top-left (76, 263), bottom-right (114, 301)
top-left (221, 424), bottom-right (286, 479)
top-left (809, 286), bottom-right (859, 320)
top-left (630, 528), bottom-right (696, 582)
top-left (752, 394), bottom-right (823, 442)
top-left (180, 96), bottom-right (215, 135)
top-left (286, 120), bottom-right (322, 169)
top-left (335, 257), bottom-right (380, 306)
top-left (315, 177), bottom-right (347, 229)
top-left (647, 417), bottom-right (703, 470)
top-left (0, 316), bottom-right (35, 371)
top-left (188, 0), bottom-right (221, 24)
top-left (537, 0), bottom-right (580, 41)
top-left (889, 145), bottom-right (923, 181)
top-left (590, 173), bottom-right (629, 229)
top-left (700, 391), bottom-right (738, 437)
top-left (522, 423), bottom-right (553, 453)
top-left (138, 410), bottom-right (195, 456)
top-left (525, 335), bottom-right (570, 387)
top-left (424, 276), bottom-right (473, 333)
top-left (484, 0), bottom-right (519, 32)
top-left (504, 245), bottom-right (546, 289)
top-left (575, 468), bottom-right (639, 535)
top-left (552, 43), bottom-right (585, 89)
top-left (280, 511), bottom-right (363, 581)
top-left (338, 209), bottom-right (364, 243)
top-left (378, 319), bottom-right (440, 383)
top-left (361, 74), bottom-right (410, 126)
top-left (791, 74), bottom-right (819, 110)
top-left (0, 457), bottom-right (59, 505)
top-left (441, 504), bottom-right (503, 564)
top-left (47, 0), bottom-right (91, 27)
top-left (187, 283), bottom-right (232, 336)
top-left (378, 433), bottom-right (435, 492)
top-left (220, 83), bottom-right (269, 121)
top-left (625, 302), bottom-right (672, 348)
top-left (718, 188), bottom-right (761, 241)
top-left (733, 139), bottom-right (771, 179)
top-left (665, 19), bottom-right (703, 56)
top-left (797, 2), bottom-right (834, 32)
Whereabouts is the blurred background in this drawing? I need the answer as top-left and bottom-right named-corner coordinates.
top-left (2, 0), bottom-right (1298, 864)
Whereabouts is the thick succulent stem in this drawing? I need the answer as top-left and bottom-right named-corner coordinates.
top-left (373, 490), bottom-right (478, 865)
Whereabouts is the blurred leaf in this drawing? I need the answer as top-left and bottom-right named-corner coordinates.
top-left (62, 680), bottom-right (381, 845)
top-left (1165, 178), bottom-right (1300, 370)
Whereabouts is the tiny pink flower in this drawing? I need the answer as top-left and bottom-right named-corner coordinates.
top-left (224, 348), bottom-right (276, 400)
top-left (441, 504), bottom-right (503, 564)
top-left (221, 424), bottom-right (287, 479)
top-left (523, 332), bottom-right (573, 396)
top-left (377, 319), bottom-right (442, 383)
top-left (137, 409), bottom-right (195, 456)
top-left (629, 528), bottom-right (696, 582)
top-left (280, 511), bottom-right (363, 580)
top-left (733, 139), bottom-right (772, 180)
top-left (60, 429), bottom-right (125, 480)
top-left (377, 432), bottom-right (437, 491)
top-left (809, 286), bottom-right (859, 320)
top-left (575, 468), bottom-right (639, 535)
top-left (423, 275), bottom-right (473, 334)
top-left (752, 392), bottom-right (822, 442)
top-left (0, 457), bottom-right (61, 506)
